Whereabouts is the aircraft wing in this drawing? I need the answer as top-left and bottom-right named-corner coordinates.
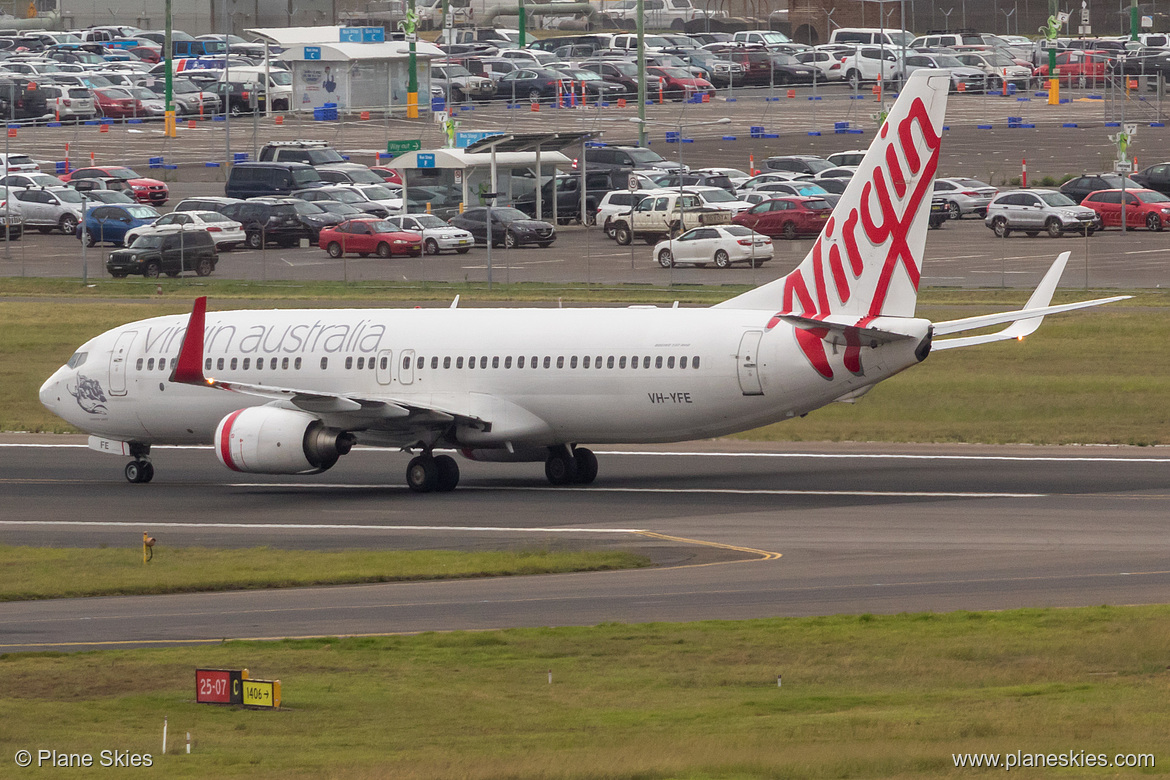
top-left (168, 297), bottom-right (487, 433)
top-left (931, 252), bottom-right (1129, 350)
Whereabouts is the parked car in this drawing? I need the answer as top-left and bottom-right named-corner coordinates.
top-left (124, 209), bottom-right (245, 250)
top-left (369, 166), bottom-right (403, 185)
top-left (171, 195), bottom-right (244, 214)
top-left (646, 66), bottom-right (715, 100)
top-left (495, 67), bottom-right (573, 101)
top-left (1131, 162), bottom-right (1170, 196)
top-left (0, 186), bottom-right (23, 238)
top-left (0, 152), bottom-right (39, 174)
top-left (92, 86), bottom-right (144, 118)
top-left (106, 228), bottom-right (218, 278)
top-left (77, 203), bottom-right (162, 246)
top-left (67, 176), bottom-right (132, 193)
top-left (653, 224), bottom-right (772, 268)
top-left (932, 177), bottom-right (998, 219)
top-left (61, 165), bottom-right (168, 205)
top-left (73, 189), bottom-right (135, 204)
top-left (219, 199), bottom-right (312, 248)
top-left (1059, 173), bottom-right (1142, 204)
top-left (252, 197), bottom-right (343, 243)
top-left (449, 206), bottom-right (556, 248)
top-left (295, 185), bottom-right (391, 218)
top-left (901, 52), bottom-right (986, 92)
top-left (732, 196), bottom-right (832, 239)
top-left (383, 213), bottom-right (473, 255)
top-left (1, 172), bottom-right (66, 189)
top-left (318, 219), bottom-right (423, 258)
top-left (954, 51), bottom-right (1033, 90)
top-left (764, 155), bottom-right (835, 175)
top-left (1080, 188), bottom-right (1170, 231)
top-left (1033, 50), bottom-right (1110, 85)
top-left (224, 162), bottom-right (324, 199)
top-left (12, 186), bottom-right (84, 233)
top-left (585, 144), bottom-right (683, 173)
top-left (433, 62), bottom-right (497, 101)
top-left (984, 189), bottom-right (1099, 237)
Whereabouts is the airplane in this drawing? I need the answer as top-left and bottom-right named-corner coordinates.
top-left (39, 72), bottom-right (1127, 491)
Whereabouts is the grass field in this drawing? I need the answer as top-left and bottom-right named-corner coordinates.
top-left (4, 283), bottom-right (1167, 443)
top-left (0, 545), bottom-right (649, 601)
top-left (2, 606), bottom-right (1168, 778)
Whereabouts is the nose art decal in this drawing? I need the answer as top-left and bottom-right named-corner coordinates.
top-left (67, 374), bottom-right (109, 415)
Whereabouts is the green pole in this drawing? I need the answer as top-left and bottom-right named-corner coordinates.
top-left (518, 0), bottom-right (526, 47)
top-left (405, 1), bottom-right (419, 118)
top-left (164, 0), bottom-right (176, 136)
top-left (1130, 0), bottom-right (1139, 40)
top-left (636, 0), bottom-right (646, 147)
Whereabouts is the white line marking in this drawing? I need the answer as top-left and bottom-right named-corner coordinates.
top-left (0, 520), bottom-right (645, 533)
top-left (228, 484), bottom-right (1043, 498)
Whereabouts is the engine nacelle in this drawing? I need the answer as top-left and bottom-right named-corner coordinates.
top-left (215, 407), bottom-right (353, 474)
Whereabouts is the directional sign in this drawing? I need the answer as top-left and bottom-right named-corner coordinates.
top-left (304, 46), bottom-right (321, 60)
top-left (242, 679), bottom-right (281, 709)
top-left (386, 139), bottom-right (422, 154)
top-left (340, 27), bottom-right (362, 42)
top-left (417, 153), bottom-right (436, 169)
top-left (196, 669), bottom-right (245, 705)
top-left (456, 130), bottom-right (504, 148)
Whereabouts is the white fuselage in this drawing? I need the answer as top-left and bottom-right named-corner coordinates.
top-left (40, 306), bottom-right (931, 452)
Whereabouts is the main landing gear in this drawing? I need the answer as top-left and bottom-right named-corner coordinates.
top-left (544, 445), bottom-right (598, 486)
top-left (124, 444), bottom-right (154, 483)
top-left (406, 451), bottom-right (460, 493)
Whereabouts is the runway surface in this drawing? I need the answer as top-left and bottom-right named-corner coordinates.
top-left (3, 437), bottom-right (1169, 651)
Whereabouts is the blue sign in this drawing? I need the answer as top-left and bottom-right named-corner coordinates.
top-left (341, 26), bottom-right (385, 42)
top-left (456, 130), bottom-right (505, 149)
top-left (304, 46), bottom-right (321, 60)
top-left (417, 153), bottom-right (436, 169)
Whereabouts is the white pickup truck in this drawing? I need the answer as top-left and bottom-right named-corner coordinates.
top-left (609, 190), bottom-right (731, 245)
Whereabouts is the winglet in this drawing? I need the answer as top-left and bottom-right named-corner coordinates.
top-left (169, 296), bottom-right (208, 385)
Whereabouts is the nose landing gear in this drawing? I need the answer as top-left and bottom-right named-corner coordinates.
top-left (123, 443), bottom-right (154, 483)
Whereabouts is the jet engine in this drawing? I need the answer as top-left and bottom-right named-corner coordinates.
top-left (215, 407), bottom-right (354, 474)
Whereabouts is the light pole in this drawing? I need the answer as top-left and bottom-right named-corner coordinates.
top-left (1001, 6), bottom-right (1015, 34)
top-left (941, 6), bottom-right (953, 29)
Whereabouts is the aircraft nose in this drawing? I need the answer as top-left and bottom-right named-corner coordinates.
top-left (39, 370), bottom-right (62, 413)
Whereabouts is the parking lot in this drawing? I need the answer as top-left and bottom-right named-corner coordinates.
top-left (1, 80), bottom-right (1169, 291)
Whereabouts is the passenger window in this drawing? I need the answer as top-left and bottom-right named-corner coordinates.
top-left (692, 355), bottom-right (700, 368)
top-left (480, 357), bottom-right (487, 369)
top-left (136, 358), bottom-right (143, 370)
top-left (457, 357), bottom-right (464, 368)
top-left (282, 357), bottom-right (289, 370)
top-left (607, 356), bottom-right (614, 369)
top-left (380, 356), bottom-right (388, 370)
top-left (295, 357), bottom-right (302, 370)
top-left (518, 356), bottom-right (525, 368)
top-left (468, 356), bottom-right (476, 369)
top-left (531, 356), bottom-right (538, 369)
top-left (668, 356), bottom-right (676, 368)
top-left (680, 356), bottom-right (688, 369)
top-left (230, 358), bottom-right (237, 370)
top-left (431, 357), bottom-right (438, 369)
top-left (443, 357), bottom-right (451, 368)
top-left (401, 356), bottom-right (409, 369)
top-left (570, 356), bottom-right (577, 369)
top-left (321, 357), bottom-right (328, 369)
top-left (269, 358), bottom-right (277, 369)
top-left (656, 356), bottom-right (663, 368)
top-left (205, 358), bottom-right (212, 371)
top-left (631, 356), bottom-right (639, 369)
top-left (643, 355), bottom-right (650, 367)
top-left (543, 356), bottom-right (551, 369)
top-left (583, 356), bottom-right (590, 368)
top-left (556, 356), bottom-right (564, 368)
top-left (595, 355), bottom-right (602, 368)
top-left (492, 356), bottom-right (499, 368)
top-left (505, 356), bottom-right (512, 368)
top-left (243, 358), bottom-right (250, 370)
top-left (358, 357), bottom-right (365, 370)
top-left (619, 356), bottom-right (627, 369)
top-left (345, 357), bottom-right (353, 369)
top-left (217, 358), bottom-right (224, 370)
top-left (147, 358), bottom-right (155, 370)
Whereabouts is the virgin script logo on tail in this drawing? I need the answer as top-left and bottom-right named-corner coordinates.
top-left (768, 97), bottom-right (941, 380)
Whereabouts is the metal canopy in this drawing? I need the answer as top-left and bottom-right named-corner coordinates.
top-left (464, 131), bottom-right (599, 155)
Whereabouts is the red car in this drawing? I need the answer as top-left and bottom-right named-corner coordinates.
top-left (732, 196), bottom-right (832, 239)
top-left (92, 87), bottom-right (145, 119)
top-left (128, 45), bottom-right (162, 64)
top-left (646, 66), bottom-right (715, 101)
top-left (318, 219), bottom-right (423, 258)
top-left (369, 166), bottom-right (403, 185)
top-left (60, 166), bottom-right (168, 205)
top-left (1033, 50), bottom-right (1109, 85)
top-left (1081, 188), bottom-right (1170, 231)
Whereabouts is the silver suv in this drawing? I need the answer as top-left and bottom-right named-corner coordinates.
top-left (984, 189), bottom-right (1099, 238)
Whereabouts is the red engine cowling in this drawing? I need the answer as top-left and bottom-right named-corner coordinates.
top-left (215, 407), bottom-right (354, 474)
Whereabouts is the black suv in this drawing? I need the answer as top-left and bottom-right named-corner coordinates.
top-left (225, 162), bottom-right (324, 199)
top-left (106, 229), bottom-right (217, 278)
top-left (251, 197), bottom-right (342, 243)
top-left (449, 207), bottom-right (555, 248)
top-left (219, 199), bottom-right (311, 248)
top-left (584, 145), bottom-right (683, 173)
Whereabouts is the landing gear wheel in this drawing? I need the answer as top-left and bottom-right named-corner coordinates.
top-left (434, 454), bottom-right (460, 492)
top-left (406, 455), bottom-right (438, 493)
top-left (545, 450), bottom-right (578, 486)
top-left (573, 447), bottom-right (598, 484)
top-left (125, 460), bottom-right (153, 483)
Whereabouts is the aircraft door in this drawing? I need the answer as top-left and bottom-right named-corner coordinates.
top-left (375, 349), bottom-right (393, 385)
top-left (108, 329), bottom-right (137, 396)
top-left (399, 349), bottom-right (415, 385)
top-left (736, 330), bottom-right (764, 396)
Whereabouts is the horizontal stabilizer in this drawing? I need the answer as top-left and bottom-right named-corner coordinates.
top-left (777, 314), bottom-right (921, 345)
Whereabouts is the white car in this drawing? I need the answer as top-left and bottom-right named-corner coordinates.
top-left (342, 183), bottom-right (404, 215)
top-left (385, 214), bottom-right (474, 255)
top-left (653, 224), bottom-right (772, 269)
top-left (125, 210), bottom-right (245, 251)
top-left (738, 171), bottom-right (805, 192)
top-left (795, 50), bottom-right (846, 81)
top-left (12, 186), bottom-right (84, 233)
top-left (826, 149), bottom-right (866, 167)
top-left (692, 167), bottom-right (752, 189)
top-left (0, 153), bottom-right (39, 174)
top-left (596, 188), bottom-right (662, 238)
top-left (687, 185), bottom-right (753, 214)
top-left (810, 166), bottom-right (857, 180)
top-left (0, 172), bottom-right (65, 189)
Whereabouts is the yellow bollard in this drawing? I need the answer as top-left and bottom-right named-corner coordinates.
top-left (1048, 77), bottom-right (1059, 106)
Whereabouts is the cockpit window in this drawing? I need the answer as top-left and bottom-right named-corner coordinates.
top-left (67, 351), bottom-right (87, 368)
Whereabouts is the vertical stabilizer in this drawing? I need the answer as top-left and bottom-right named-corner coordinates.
top-left (715, 71), bottom-right (950, 317)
